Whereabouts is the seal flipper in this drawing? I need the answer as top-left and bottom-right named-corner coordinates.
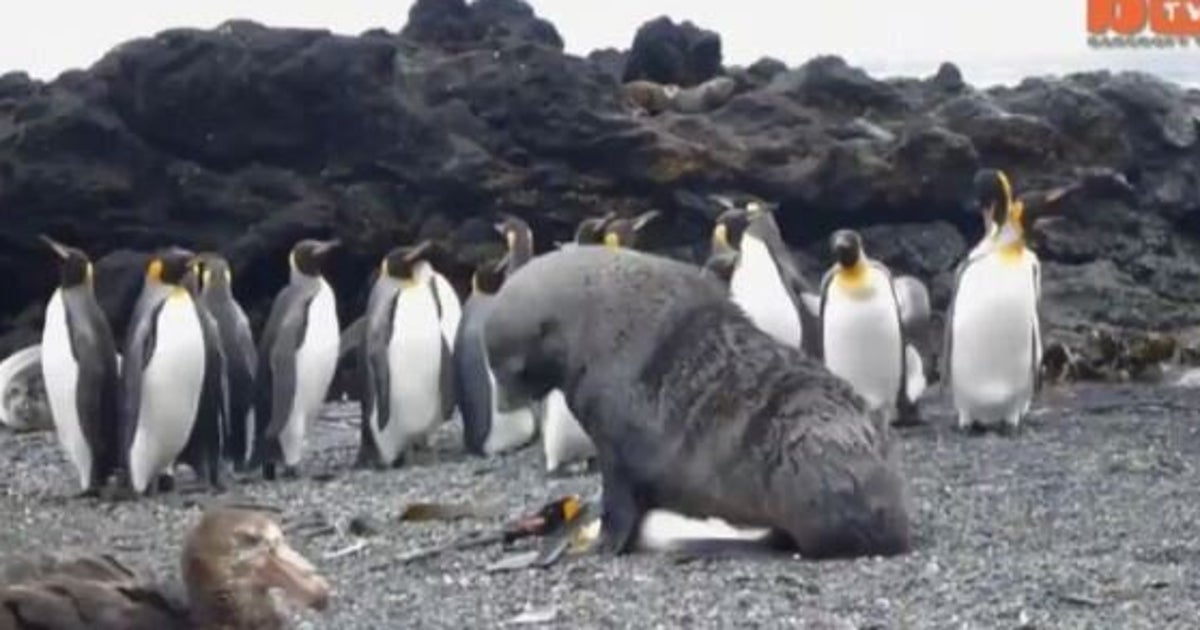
top-left (596, 461), bottom-right (644, 555)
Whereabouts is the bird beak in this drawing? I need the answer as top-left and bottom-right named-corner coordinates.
top-left (39, 234), bottom-right (70, 260)
top-left (260, 540), bottom-right (331, 612)
top-left (313, 239), bottom-right (341, 256)
top-left (404, 240), bottom-right (434, 262)
top-left (633, 210), bottom-right (661, 231)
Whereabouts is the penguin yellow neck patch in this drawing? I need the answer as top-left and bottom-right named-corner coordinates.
top-left (167, 285), bottom-right (189, 301)
top-left (835, 261), bottom-right (871, 292)
top-left (146, 259), bottom-right (163, 284)
top-left (603, 233), bottom-right (620, 250)
top-left (713, 224), bottom-right (729, 249)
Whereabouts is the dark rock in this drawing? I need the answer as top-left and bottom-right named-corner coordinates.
top-left (930, 62), bottom-right (965, 93)
top-left (768, 56), bottom-right (908, 116)
top-left (622, 16), bottom-right (722, 87)
top-left (586, 48), bottom-right (627, 82)
top-left (1097, 72), bottom-right (1196, 150)
top-left (401, 0), bottom-right (563, 51)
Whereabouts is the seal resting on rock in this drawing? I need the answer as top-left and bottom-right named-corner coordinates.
top-left (484, 246), bottom-right (912, 559)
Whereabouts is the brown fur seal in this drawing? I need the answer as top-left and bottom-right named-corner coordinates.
top-left (484, 246), bottom-right (912, 559)
top-left (622, 80), bottom-right (678, 116)
top-left (670, 75), bottom-right (738, 113)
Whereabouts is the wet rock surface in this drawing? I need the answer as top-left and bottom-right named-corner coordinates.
top-left (0, 0), bottom-right (1199, 379)
top-left (1, 386), bottom-right (1197, 628)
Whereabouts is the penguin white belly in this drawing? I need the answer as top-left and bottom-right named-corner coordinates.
top-left (540, 388), bottom-right (595, 472)
top-left (822, 277), bottom-right (903, 411)
top-left (950, 253), bottom-right (1039, 424)
top-left (729, 238), bottom-right (802, 348)
top-left (637, 509), bottom-right (775, 552)
top-left (432, 273), bottom-right (462, 352)
top-left (372, 288), bottom-right (443, 464)
top-left (482, 360), bottom-right (536, 455)
top-left (40, 292), bottom-right (92, 490)
top-left (280, 281), bottom-right (340, 467)
top-left (128, 296), bottom-right (206, 493)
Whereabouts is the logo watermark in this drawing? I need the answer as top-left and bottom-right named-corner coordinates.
top-left (1088, 0), bottom-right (1200, 48)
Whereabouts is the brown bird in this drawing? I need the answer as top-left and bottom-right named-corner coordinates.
top-left (0, 506), bottom-right (331, 630)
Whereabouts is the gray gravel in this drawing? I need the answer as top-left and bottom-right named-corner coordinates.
top-left (1, 384), bottom-right (1198, 629)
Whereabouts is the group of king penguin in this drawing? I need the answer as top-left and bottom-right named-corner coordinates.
top-left (34, 165), bottom-right (1057, 498)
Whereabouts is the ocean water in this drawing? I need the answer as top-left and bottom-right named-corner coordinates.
top-left (861, 51), bottom-right (1200, 89)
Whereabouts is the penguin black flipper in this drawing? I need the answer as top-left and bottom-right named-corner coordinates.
top-left (254, 283), bottom-right (315, 466)
top-left (339, 316), bottom-right (366, 361)
top-left (453, 301), bottom-right (494, 456)
top-left (63, 291), bottom-right (122, 490)
top-left (429, 279), bottom-right (457, 422)
top-left (118, 298), bottom-right (162, 466)
top-left (365, 286), bottom-right (399, 433)
top-left (178, 303), bottom-right (227, 490)
top-left (1030, 257), bottom-right (1044, 396)
top-left (874, 262), bottom-right (915, 422)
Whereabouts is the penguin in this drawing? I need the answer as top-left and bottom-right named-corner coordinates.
top-left (712, 201), bottom-right (821, 355)
top-left (494, 214), bottom-right (535, 275)
top-left (818, 230), bottom-right (909, 423)
top-left (253, 239), bottom-right (341, 480)
top-left (120, 247), bottom-right (225, 494)
top-left (944, 169), bottom-right (1046, 433)
top-left (195, 253), bottom-right (257, 470)
top-left (454, 255), bottom-right (538, 456)
top-left (38, 236), bottom-right (121, 496)
top-left (358, 242), bottom-right (451, 468)
top-left (892, 275), bottom-right (932, 425)
top-left (539, 387), bottom-right (596, 475)
top-left (572, 212), bottom-right (617, 246)
top-left (602, 210), bottom-right (661, 250)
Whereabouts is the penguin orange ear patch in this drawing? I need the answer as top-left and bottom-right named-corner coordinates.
top-left (147, 259), bottom-right (164, 283)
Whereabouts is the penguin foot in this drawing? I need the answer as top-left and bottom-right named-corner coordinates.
top-left (965, 422), bottom-right (989, 436)
top-left (281, 466), bottom-right (300, 480)
top-left (155, 474), bottom-right (176, 494)
top-left (74, 487), bottom-right (102, 500)
top-left (263, 462), bottom-right (278, 482)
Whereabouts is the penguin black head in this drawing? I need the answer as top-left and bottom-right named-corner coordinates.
top-left (194, 253), bottom-right (234, 292)
top-left (603, 210), bottom-right (661, 250)
top-left (40, 235), bottom-right (94, 288)
top-left (289, 239), bottom-right (340, 278)
top-left (712, 208), bottom-right (750, 252)
top-left (830, 229), bottom-right (864, 269)
top-left (154, 246), bottom-right (198, 286)
top-left (381, 240), bottom-right (434, 285)
top-left (574, 212), bottom-right (617, 245)
top-left (494, 214), bottom-right (533, 252)
top-left (472, 255), bottom-right (510, 296)
top-left (969, 168), bottom-right (1015, 233)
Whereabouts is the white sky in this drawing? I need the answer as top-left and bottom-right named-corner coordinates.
top-left (0, 1), bottom-right (1152, 84)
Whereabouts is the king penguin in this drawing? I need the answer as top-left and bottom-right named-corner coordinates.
top-left (712, 201), bottom-right (821, 355)
top-left (818, 230), bottom-right (911, 423)
top-left (494, 214), bottom-right (535, 277)
top-left (120, 247), bottom-right (226, 494)
top-left (358, 241), bottom-right (452, 468)
top-left (945, 169), bottom-right (1046, 433)
top-left (195, 253), bottom-right (257, 470)
top-left (602, 210), bottom-right (661, 250)
top-left (571, 212), bottom-right (617, 247)
top-left (38, 235), bottom-right (121, 496)
top-left (453, 255), bottom-right (538, 456)
top-left (254, 238), bottom-right (341, 479)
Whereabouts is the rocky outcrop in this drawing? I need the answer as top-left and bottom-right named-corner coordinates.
top-left (1, 0), bottom-right (1199, 382)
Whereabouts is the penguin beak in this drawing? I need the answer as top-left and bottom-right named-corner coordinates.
top-left (633, 210), bottom-right (661, 232)
top-left (313, 239), bottom-right (341, 256)
top-left (39, 234), bottom-right (71, 260)
top-left (404, 240), bottom-right (434, 262)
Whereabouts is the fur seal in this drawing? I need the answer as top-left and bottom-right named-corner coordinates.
top-left (670, 76), bottom-right (738, 113)
top-left (484, 246), bottom-right (912, 559)
top-left (0, 345), bottom-right (54, 432)
top-left (622, 80), bottom-right (678, 116)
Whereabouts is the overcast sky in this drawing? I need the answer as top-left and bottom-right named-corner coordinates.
top-left (0, 1), bottom-right (1166, 84)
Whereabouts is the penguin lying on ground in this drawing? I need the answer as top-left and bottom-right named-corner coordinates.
top-left (484, 246), bottom-right (912, 558)
top-left (120, 247), bottom-right (226, 495)
top-left (945, 169), bottom-right (1074, 434)
top-left (454, 255), bottom-right (538, 457)
top-left (711, 200), bottom-right (823, 356)
top-left (194, 254), bottom-right (257, 471)
top-left (253, 239), bottom-right (341, 480)
top-left (357, 242), bottom-right (453, 469)
top-left (38, 236), bottom-right (121, 497)
top-left (819, 230), bottom-right (928, 427)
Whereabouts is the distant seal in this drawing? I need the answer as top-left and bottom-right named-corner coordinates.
top-left (670, 76), bottom-right (737, 113)
top-left (484, 246), bottom-right (912, 558)
top-left (0, 345), bottom-right (53, 432)
top-left (622, 80), bottom-right (678, 115)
